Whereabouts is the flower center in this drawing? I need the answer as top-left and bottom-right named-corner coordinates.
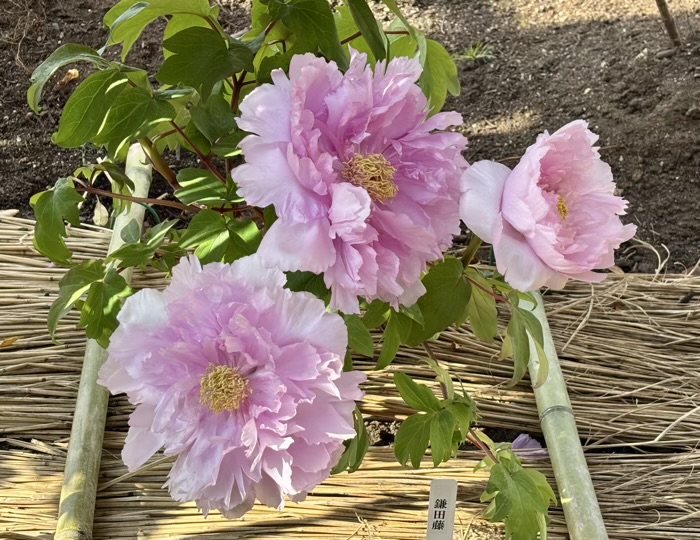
top-left (557, 196), bottom-right (569, 220)
top-left (199, 365), bottom-right (250, 414)
top-left (342, 153), bottom-right (398, 203)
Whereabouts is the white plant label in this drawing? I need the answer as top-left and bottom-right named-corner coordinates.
top-left (426, 478), bottom-right (457, 539)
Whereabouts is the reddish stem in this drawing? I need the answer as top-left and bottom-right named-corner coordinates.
top-left (169, 122), bottom-right (227, 184)
top-left (72, 177), bottom-right (197, 214)
top-left (465, 277), bottom-right (508, 303)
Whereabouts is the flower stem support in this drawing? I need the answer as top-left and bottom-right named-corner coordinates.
top-left (526, 292), bottom-right (608, 540)
top-left (55, 144), bottom-right (153, 540)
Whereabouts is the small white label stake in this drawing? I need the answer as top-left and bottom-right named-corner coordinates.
top-left (426, 479), bottom-right (457, 539)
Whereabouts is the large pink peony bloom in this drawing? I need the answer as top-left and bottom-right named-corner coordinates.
top-left (234, 51), bottom-right (468, 313)
top-left (460, 120), bottom-right (636, 291)
top-left (98, 255), bottom-right (364, 518)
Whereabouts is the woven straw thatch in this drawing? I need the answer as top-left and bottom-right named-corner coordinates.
top-left (2, 213), bottom-right (700, 539)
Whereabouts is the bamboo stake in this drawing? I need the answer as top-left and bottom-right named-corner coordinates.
top-left (527, 292), bottom-right (608, 540)
top-left (54, 144), bottom-right (153, 540)
top-left (655, 0), bottom-right (682, 47)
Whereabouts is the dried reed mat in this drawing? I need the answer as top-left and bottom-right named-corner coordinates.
top-left (2, 214), bottom-right (700, 538)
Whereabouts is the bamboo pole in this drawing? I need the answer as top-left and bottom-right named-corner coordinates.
top-left (655, 0), bottom-right (682, 47)
top-left (55, 144), bottom-right (153, 540)
top-left (526, 292), bottom-right (608, 540)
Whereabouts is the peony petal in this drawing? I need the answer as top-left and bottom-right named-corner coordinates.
top-left (460, 160), bottom-right (511, 243)
top-left (493, 220), bottom-right (561, 292)
top-left (258, 219), bottom-right (336, 274)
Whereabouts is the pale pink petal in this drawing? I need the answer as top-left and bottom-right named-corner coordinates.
top-left (460, 160), bottom-right (511, 243)
top-left (259, 219), bottom-right (336, 274)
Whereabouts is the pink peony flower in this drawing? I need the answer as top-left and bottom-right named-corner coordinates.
top-left (460, 120), bottom-right (636, 291)
top-left (98, 255), bottom-right (365, 518)
top-left (234, 51), bottom-right (468, 313)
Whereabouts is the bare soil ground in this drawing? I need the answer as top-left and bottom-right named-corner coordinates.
top-left (1, 0), bottom-right (699, 270)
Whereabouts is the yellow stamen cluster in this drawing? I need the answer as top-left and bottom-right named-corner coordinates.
top-left (557, 196), bottom-right (569, 220)
top-left (199, 365), bottom-right (250, 414)
top-left (342, 153), bottom-right (398, 203)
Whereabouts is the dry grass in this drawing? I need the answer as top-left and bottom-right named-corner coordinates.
top-left (2, 214), bottom-right (700, 539)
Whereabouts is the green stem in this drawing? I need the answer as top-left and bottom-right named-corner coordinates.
top-left (55, 144), bottom-right (154, 540)
top-left (526, 292), bottom-right (609, 540)
top-left (138, 137), bottom-right (179, 190)
top-left (460, 235), bottom-right (482, 267)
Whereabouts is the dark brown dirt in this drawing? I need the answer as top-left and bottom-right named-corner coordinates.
top-left (1, 0), bottom-right (700, 269)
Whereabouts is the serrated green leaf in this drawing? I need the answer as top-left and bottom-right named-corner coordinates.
top-left (224, 218), bottom-right (261, 262)
top-left (104, 0), bottom-right (212, 61)
top-left (48, 260), bottom-right (105, 338)
top-left (448, 400), bottom-right (476, 439)
top-left (394, 412), bottom-right (433, 468)
top-left (175, 168), bottom-right (227, 206)
top-left (93, 86), bottom-right (175, 159)
top-left (157, 27), bottom-right (252, 99)
top-left (481, 460), bottom-right (556, 540)
top-left (332, 408), bottom-right (369, 474)
top-left (27, 44), bottom-right (111, 113)
top-left (277, 0), bottom-right (348, 70)
top-left (345, 0), bottom-right (387, 61)
top-left (419, 38), bottom-right (460, 112)
top-left (394, 372), bottom-right (441, 413)
top-left (284, 271), bottom-right (330, 300)
top-left (376, 314), bottom-right (401, 370)
top-left (190, 94), bottom-right (238, 144)
top-left (30, 178), bottom-right (84, 264)
top-left (362, 300), bottom-right (390, 329)
top-left (465, 269), bottom-right (498, 342)
top-left (53, 70), bottom-right (129, 148)
top-left (345, 315), bottom-right (374, 357)
top-left (179, 209), bottom-right (229, 263)
top-left (405, 257), bottom-right (471, 346)
top-left (429, 408), bottom-right (456, 466)
top-left (80, 268), bottom-right (132, 347)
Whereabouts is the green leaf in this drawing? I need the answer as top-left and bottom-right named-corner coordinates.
top-left (362, 300), bottom-right (390, 329)
top-left (399, 303), bottom-right (424, 327)
top-left (30, 178), bottom-right (84, 264)
top-left (211, 131), bottom-right (246, 158)
top-left (482, 459), bottom-right (556, 540)
top-left (179, 209), bottom-right (229, 263)
top-left (157, 27), bottom-right (252, 99)
top-left (277, 0), bottom-right (348, 70)
top-left (80, 268), bottom-right (132, 347)
top-left (448, 399), bottom-right (477, 439)
top-left (120, 218), bottom-right (142, 244)
top-left (108, 242), bottom-right (155, 268)
top-left (394, 372), bottom-right (441, 413)
top-left (465, 268), bottom-right (498, 342)
top-left (190, 94), bottom-right (238, 144)
top-left (507, 299), bottom-right (547, 385)
top-left (104, 0), bottom-right (212, 61)
top-left (53, 70), bottom-right (129, 147)
top-left (429, 408), bottom-right (456, 466)
top-left (345, 0), bottom-right (387, 61)
top-left (175, 168), bottom-right (227, 206)
top-left (345, 315), bottom-right (374, 358)
top-left (27, 44), bottom-right (110, 113)
top-left (332, 408), bottom-right (369, 474)
top-left (224, 218), bottom-right (261, 262)
top-left (376, 314), bottom-right (401, 369)
top-left (405, 257), bottom-right (471, 346)
top-left (93, 86), bottom-right (175, 159)
top-left (419, 38), bottom-right (460, 112)
top-left (48, 260), bottom-right (105, 338)
top-left (394, 412), bottom-right (433, 468)
top-left (285, 271), bottom-right (330, 300)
